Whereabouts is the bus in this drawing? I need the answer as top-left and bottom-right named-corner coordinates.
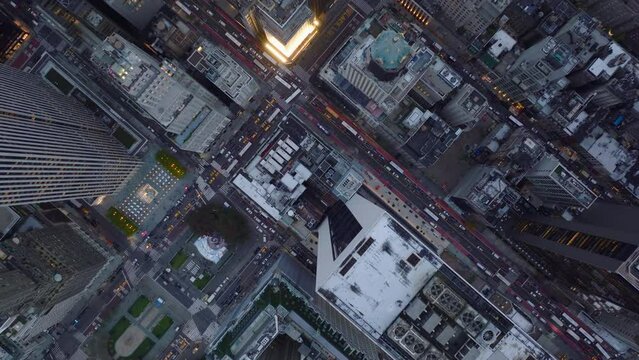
top-left (266, 108), bottom-right (280, 123)
top-left (595, 344), bottom-right (611, 359)
top-left (253, 59), bottom-right (267, 72)
top-left (225, 32), bottom-right (241, 47)
top-left (508, 115), bottom-right (524, 127)
top-left (550, 315), bottom-right (564, 328)
top-left (566, 329), bottom-right (581, 342)
top-left (561, 312), bottom-right (579, 328)
top-left (341, 121), bottom-right (358, 136)
top-left (389, 161), bottom-right (404, 174)
top-left (424, 208), bottom-right (439, 222)
top-left (175, 1), bottom-right (192, 15)
top-left (578, 328), bottom-right (596, 343)
top-left (238, 142), bottom-right (252, 157)
top-left (206, 293), bottom-right (216, 304)
top-left (285, 88), bottom-right (301, 104)
top-left (275, 75), bottom-right (291, 89)
top-left (262, 52), bottom-right (277, 65)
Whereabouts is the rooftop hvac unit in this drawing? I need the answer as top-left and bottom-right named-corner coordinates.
top-left (477, 323), bottom-right (501, 346)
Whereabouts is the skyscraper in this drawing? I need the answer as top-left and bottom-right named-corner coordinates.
top-left (508, 202), bottom-right (639, 311)
top-left (525, 154), bottom-right (597, 209)
top-left (0, 223), bottom-right (110, 315)
top-left (316, 194), bottom-right (551, 360)
top-left (0, 64), bottom-right (140, 206)
top-left (440, 83), bottom-right (487, 129)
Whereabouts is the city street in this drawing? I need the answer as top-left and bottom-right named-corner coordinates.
top-left (10, 0), bottom-right (627, 359)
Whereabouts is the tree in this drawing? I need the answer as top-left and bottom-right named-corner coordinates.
top-left (186, 203), bottom-right (249, 243)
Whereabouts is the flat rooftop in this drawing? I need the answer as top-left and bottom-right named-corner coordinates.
top-left (319, 212), bottom-right (440, 338)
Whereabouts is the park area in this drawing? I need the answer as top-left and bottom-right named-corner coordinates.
top-left (193, 272), bottom-right (212, 290)
top-left (128, 296), bottom-right (150, 318)
top-left (107, 207), bottom-right (138, 236)
top-left (152, 316), bottom-right (174, 338)
top-left (170, 249), bottom-right (189, 269)
top-left (156, 150), bottom-right (187, 179)
top-left (108, 317), bottom-right (155, 360)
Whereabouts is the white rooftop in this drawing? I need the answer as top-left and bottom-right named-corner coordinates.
top-left (317, 194), bottom-right (440, 338)
top-left (580, 127), bottom-right (636, 181)
top-left (488, 30), bottom-right (516, 58)
top-left (588, 42), bottom-right (631, 78)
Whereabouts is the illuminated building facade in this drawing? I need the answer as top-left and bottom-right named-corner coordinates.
top-left (510, 202), bottom-right (639, 297)
top-left (0, 8), bottom-right (29, 64)
top-left (243, 0), bottom-right (332, 63)
top-left (396, 0), bottom-right (430, 25)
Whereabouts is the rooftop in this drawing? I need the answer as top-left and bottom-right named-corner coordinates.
top-left (488, 30), bottom-right (516, 58)
top-left (403, 109), bottom-right (461, 166)
top-left (257, 0), bottom-right (310, 28)
top-left (587, 42), bottom-right (631, 79)
top-left (317, 195), bottom-right (441, 338)
top-left (454, 167), bottom-right (518, 214)
top-left (549, 161), bottom-right (597, 208)
top-left (187, 40), bottom-right (258, 107)
top-left (233, 114), bottom-right (356, 223)
top-left (317, 195), bottom-right (552, 360)
top-left (369, 30), bottom-right (412, 72)
top-left (103, 0), bottom-right (164, 30)
top-left (0, 207), bottom-right (20, 239)
top-left (580, 127), bottom-right (636, 181)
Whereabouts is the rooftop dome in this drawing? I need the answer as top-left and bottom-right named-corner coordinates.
top-left (369, 30), bottom-right (412, 73)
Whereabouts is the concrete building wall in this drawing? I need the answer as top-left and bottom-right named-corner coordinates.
top-left (0, 64), bottom-right (140, 206)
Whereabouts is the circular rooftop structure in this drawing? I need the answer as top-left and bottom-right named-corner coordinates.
top-left (369, 29), bottom-right (412, 78)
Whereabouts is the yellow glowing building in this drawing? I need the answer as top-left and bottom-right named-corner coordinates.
top-left (244, 0), bottom-right (329, 64)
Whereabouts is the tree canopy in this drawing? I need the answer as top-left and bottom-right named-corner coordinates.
top-left (186, 203), bottom-right (249, 243)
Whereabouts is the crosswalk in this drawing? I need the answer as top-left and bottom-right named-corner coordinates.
top-left (122, 260), bottom-right (142, 285)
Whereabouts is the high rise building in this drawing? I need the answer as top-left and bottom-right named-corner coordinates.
top-left (0, 7), bottom-right (30, 64)
top-left (92, 33), bottom-right (231, 153)
top-left (242, 0), bottom-right (331, 63)
top-left (525, 154), bottom-right (597, 209)
top-left (0, 223), bottom-right (110, 315)
top-left (440, 83), bottom-right (487, 129)
top-left (509, 202), bottom-right (639, 299)
top-left (493, 13), bottom-right (607, 106)
top-left (435, 0), bottom-right (511, 37)
top-left (316, 194), bottom-right (551, 360)
top-left (450, 166), bottom-right (520, 219)
top-left (0, 64), bottom-right (140, 206)
top-left (321, 11), bottom-right (435, 121)
top-left (576, 0), bottom-right (639, 34)
top-left (187, 40), bottom-right (259, 108)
